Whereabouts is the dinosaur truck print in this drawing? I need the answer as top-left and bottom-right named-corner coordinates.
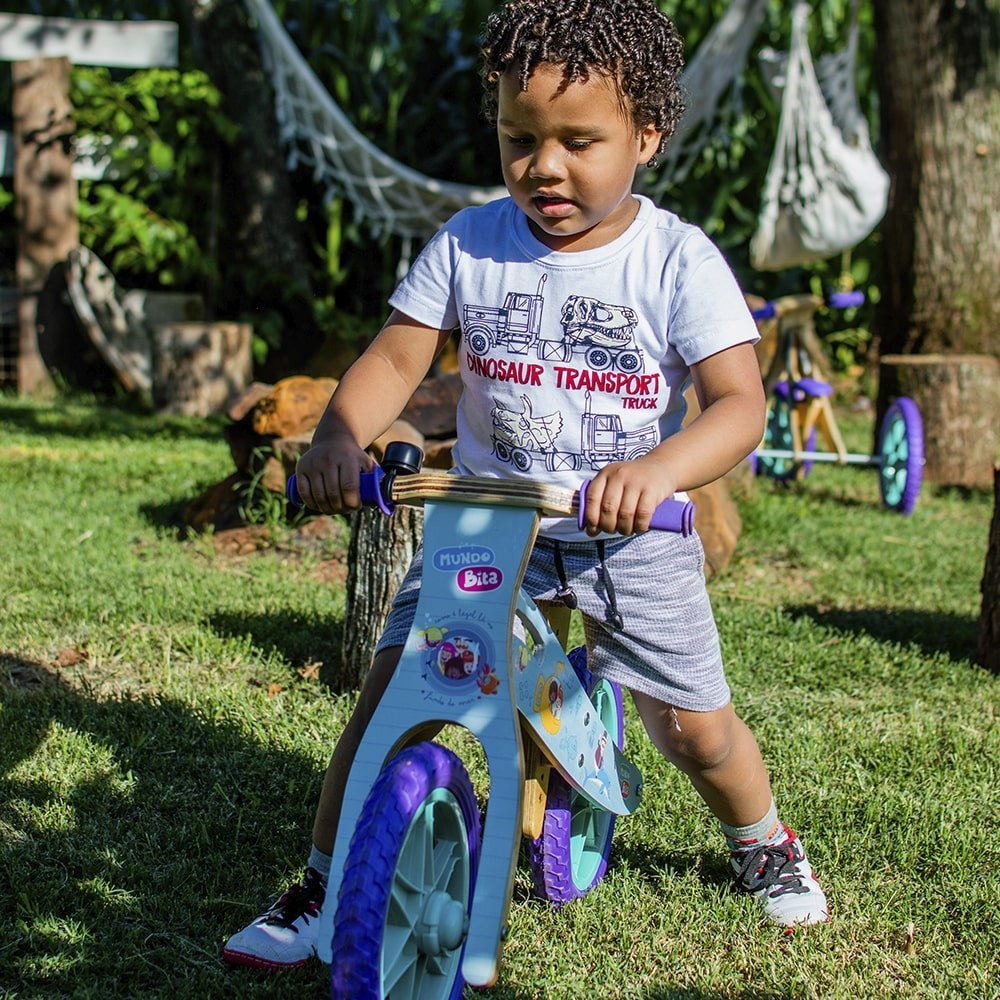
top-left (463, 274), bottom-right (645, 373)
top-left (491, 391), bottom-right (657, 473)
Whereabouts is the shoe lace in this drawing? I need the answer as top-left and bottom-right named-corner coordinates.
top-left (733, 840), bottom-right (809, 898)
top-left (263, 870), bottom-right (325, 930)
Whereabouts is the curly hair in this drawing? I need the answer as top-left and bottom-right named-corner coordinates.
top-left (480, 0), bottom-right (685, 166)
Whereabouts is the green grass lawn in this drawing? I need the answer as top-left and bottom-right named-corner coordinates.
top-left (1, 396), bottom-right (996, 999)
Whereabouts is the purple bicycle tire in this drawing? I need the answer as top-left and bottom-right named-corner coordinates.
top-left (877, 396), bottom-right (924, 516)
top-left (528, 646), bottom-right (625, 906)
top-left (330, 742), bottom-right (480, 1000)
top-left (755, 388), bottom-right (816, 481)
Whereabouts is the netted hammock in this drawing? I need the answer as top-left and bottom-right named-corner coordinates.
top-left (244, 0), bottom-right (885, 267)
top-left (749, 1), bottom-right (889, 269)
top-left (243, 0), bottom-right (768, 243)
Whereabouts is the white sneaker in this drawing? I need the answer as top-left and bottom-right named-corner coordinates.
top-left (223, 867), bottom-right (325, 969)
top-left (731, 825), bottom-right (829, 927)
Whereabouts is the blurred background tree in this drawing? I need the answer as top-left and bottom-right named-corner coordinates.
top-left (0, 0), bottom-right (884, 378)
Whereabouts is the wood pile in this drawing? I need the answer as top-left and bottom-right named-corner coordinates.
top-left (183, 372), bottom-right (746, 577)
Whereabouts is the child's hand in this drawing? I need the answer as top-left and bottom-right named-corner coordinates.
top-left (580, 455), bottom-right (677, 536)
top-left (294, 434), bottom-right (375, 515)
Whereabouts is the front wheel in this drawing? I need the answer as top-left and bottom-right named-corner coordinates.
top-left (529, 646), bottom-right (624, 906)
top-left (753, 387), bottom-right (815, 481)
top-left (330, 742), bottom-right (480, 1000)
top-left (877, 396), bottom-right (923, 515)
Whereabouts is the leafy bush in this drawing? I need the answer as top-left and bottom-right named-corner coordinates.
top-left (71, 67), bottom-right (238, 292)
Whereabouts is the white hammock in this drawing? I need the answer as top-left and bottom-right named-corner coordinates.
top-left (244, 0), bottom-right (769, 239)
top-left (749, 1), bottom-right (889, 270)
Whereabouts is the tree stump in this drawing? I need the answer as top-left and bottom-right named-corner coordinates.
top-left (980, 466), bottom-right (1000, 675)
top-left (340, 505), bottom-right (423, 691)
top-left (880, 354), bottom-right (999, 490)
top-left (150, 321), bottom-right (253, 417)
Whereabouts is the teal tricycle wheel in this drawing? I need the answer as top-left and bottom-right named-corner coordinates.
top-left (330, 742), bottom-right (480, 1000)
top-left (752, 386), bottom-right (815, 481)
top-left (529, 647), bottom-right (624, 906)
top-left (877, 396), bottom-right (924, 515)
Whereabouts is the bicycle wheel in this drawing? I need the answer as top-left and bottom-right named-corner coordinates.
top-left (330, 742), bottom-right (480, 1000)
top-left (753, 387), bottom-right (815, 481)
top-left (529, 646), bottom-right (624, 906)
top-left (877, 396), bottom-right (924, 515)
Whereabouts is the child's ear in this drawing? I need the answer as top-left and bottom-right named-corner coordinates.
top-left (637, 123), bottom-right (663, 166)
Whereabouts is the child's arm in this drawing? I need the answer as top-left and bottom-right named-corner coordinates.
top-left (295, 310), bottom-right (452, 514)
top-left (581, 341), bottom-right (765, 536)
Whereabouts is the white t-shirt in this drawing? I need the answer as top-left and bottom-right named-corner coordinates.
top-left (389, 194), bottom-right (758, 539)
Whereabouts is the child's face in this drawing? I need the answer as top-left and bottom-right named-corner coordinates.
top-left (497, 62), bottom-right (661, 253)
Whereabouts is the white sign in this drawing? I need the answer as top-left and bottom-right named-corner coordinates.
top-left (0, 13), bottom-right (178, 69)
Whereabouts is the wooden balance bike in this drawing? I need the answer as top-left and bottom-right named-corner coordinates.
top-left (288, 443), bottom-right (693, 998)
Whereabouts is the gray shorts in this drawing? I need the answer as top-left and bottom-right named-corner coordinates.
top-left (375, 529), bottom-right (730, 712)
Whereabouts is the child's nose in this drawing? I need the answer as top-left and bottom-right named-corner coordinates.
top-left (528, 141), bottom-right (565, 181)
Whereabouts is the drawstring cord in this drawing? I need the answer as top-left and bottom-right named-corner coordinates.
top-left (551, 539), bottom-right (624, 630)
top-left (596, 540), bottom-right (624, 631)
top-left (552, 540), bottom-right (578, 610)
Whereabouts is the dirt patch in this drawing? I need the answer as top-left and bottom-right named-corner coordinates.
top-left (208, 515), bottom-right (349, 586)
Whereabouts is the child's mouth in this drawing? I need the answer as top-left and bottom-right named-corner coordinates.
top-left (533, 194), bottom-right (575, 218)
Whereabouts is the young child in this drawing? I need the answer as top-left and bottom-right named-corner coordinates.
top-left (223, 0), bottom-right (828, 971)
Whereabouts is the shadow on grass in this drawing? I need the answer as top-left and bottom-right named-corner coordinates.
top-left (210, 610), bottom-right (346, 692)
top-left (786, 604), bottom-right (979, 664)
top-left (0, 654), bottom-right (329, 998)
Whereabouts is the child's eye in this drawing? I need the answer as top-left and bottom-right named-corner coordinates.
top-left (564, 139), bottom-right (593, 152)
top-left (506, 135), bottom-right (534, 147)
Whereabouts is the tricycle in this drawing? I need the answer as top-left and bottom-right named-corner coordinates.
top-left (750, 292), bottom-right (924, 515)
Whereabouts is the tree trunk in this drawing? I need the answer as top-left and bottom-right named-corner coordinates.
top-left (182, 0), bottom-right (320, 377)
top-left (12, 56), bottom-right (78, 395)
top-left (873, 2), bottom-right (1000, 375)
top-left (880, 353), bottom-right (999, 489)
top-left (980, 466), bottom-right (1000, 674)
top-left (340, 506), bottom-right (423, 691)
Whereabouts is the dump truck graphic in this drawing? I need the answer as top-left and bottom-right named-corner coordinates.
top-left (464, 278), bottom-right (644, 374)
top-left (491, 391), bottom-right (657, 473)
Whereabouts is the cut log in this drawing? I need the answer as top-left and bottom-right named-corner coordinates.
top-left (340, 505), bottom-right (423, 690)
top-left (880, 354), bottom-right (999, 490)
top-left (980, 466), bottom-right (1000, 674)
top-left (250, 375), bottom-right (337, 437)
top-left (150, 320), bottom-right (253, 417)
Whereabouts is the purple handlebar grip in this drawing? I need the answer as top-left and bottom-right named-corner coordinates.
top-left (287, 471), bottom-right (394, 515)
top-left (359, 468), bottom-right (394, 515)
top-left (750, 301), bottom-right (776, 321)
top-left (577, 479), bottom-right (694, 536)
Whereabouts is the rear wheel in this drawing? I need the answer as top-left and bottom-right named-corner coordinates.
top-left (877, 396), bottom-right (923, 515)
top-left (330, 742), bottom-right (480, 1000)
top-left (528, 646), bottom-right (624, 906)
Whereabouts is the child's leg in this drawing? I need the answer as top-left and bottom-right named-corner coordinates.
top-left (224, 643), bottom-right (444, 969)
top-left (311, 645), bottom-right (442, 853)
top-left (631, 691), bottom-right (827, 926)
top-left (629, 694), bottom-right (771, 825)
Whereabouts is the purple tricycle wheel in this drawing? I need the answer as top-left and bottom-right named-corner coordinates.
top-left (330, 742), bottom-right (480, 1000)
top-left (528, 646), bottom-right (625, 906)
top-left (877, 396), bottom-right (924, 515)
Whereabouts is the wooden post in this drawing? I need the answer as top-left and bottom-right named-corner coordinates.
top-left (1, 13), bottom-right (178, 395)
top-left (880, 354), bottom-right (1000, 490)
top-left (12, 56), bottom-right (77, 394)
top-left (980, 466), bottom-right (1000, 675)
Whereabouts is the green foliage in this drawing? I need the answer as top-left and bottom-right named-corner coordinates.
top-left (70, 67), bottom-right (238, 291)
top-left (0, 397), bottom-right (994, 998)
top-left (0, 1), bottom-right (885, 371)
